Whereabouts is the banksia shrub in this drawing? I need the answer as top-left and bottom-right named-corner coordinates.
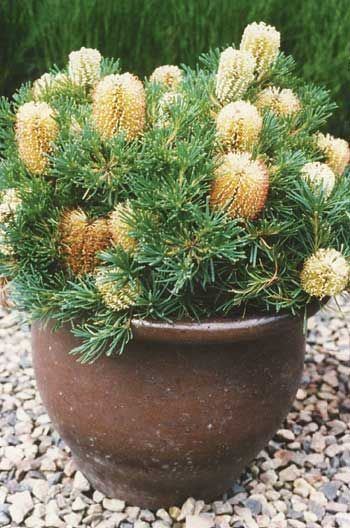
top-left (96, 269), bottom-right (140, 311)
top-left (108, 202), bottom-right (137, 253)
top-left (301, 162), bottom-right (335, 198)
top-left (301, 249), bottom-right (349, 299)
top-left (216, 101), bottom-right (262, 151)
top-left (316, 133), bottom-right (350, 176)
top-left (210, 152), bottom-right (269, 219)
top-left (59, 209), bottom-right (111, 275)
top-left (1, 23), bottom-right (350, 361)
top-left (68, 47), bottom-right (101, 87)
top-left (92, 73), bottom-right (146, 140)
top-left (240, 22), bottom-right (280, 79)
top-left (150, 65), bottom-right (183, 89)
top-left (256, 87), bottom-right (301, 117)
top-left (215, 48), bottom-right (256, 103)
top-left (15, 102), bottom-right (58, 174)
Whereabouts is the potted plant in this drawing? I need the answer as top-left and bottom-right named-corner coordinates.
top-left (1, 22), bottom-right (349, 508)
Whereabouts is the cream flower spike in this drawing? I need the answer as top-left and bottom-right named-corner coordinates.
top-left (108, 202), bottom-right (137, 253)
top-left (68, 47), bottom-right (102, 86)
top-left (215, 47), bottom-right (256, 103)
top-left (301, 162), bottom-right (335, 198)
top-left (301, 249), bottom-right (349, 299)
top-left (15, 102), bottom-right (58, 174)
top-left (92, 73), bottom-right (146, 140)
top-left (210, 152), bottom-right (269, 220)
top-left (59, 209), bottom-right (111, 275)
top-left (256, 86), bottom-right (301, 117)
top-left (240, 21), bottom-right (280, 79)
top-left (316, 132), bottom-right (350, 176)
top-left (96, 269), bottom-right (140, 311)
top-left (216, 100), bottom-right (262, 151)
top-left (150, 65), bottom-right (183, 89)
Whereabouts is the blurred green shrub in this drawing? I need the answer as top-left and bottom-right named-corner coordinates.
top-left (1, 0), bottom-right (349, 135)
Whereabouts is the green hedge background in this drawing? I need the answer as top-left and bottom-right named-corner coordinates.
top-left (1, 0), bottom-right (349, 136)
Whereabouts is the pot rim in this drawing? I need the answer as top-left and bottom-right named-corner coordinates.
top-left (130, 312), bottom-right (300, 344)
top-left (130, 300), bottom-right (323, 344)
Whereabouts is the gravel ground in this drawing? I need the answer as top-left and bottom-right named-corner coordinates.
top-left (0, 304), bottom-right (349, 528)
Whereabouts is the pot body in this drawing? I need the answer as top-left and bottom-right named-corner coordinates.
top-left (32, 315), bottom-right (305, 508)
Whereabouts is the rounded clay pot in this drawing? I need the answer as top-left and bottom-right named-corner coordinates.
top-left (32, 314), bottom-right (305, 508)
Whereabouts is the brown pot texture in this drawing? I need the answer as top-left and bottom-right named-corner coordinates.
top-left (32, 314), bottom-right (306, 508)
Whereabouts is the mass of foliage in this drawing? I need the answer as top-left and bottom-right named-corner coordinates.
top-left (0, 22), bottom-right (349, 362)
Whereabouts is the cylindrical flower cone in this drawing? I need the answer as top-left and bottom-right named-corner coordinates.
top-left (316, 132), bottom-right (350, 177)
top-left (210, 152), bottom-right (269, 219)
top-left (15, 102), bottom-right (58, 174)
top-left (92, 73), bottom-right (146, 140)
top-left (216, 101), bottom-right (262, 151)
top-left (216, 48), bottom-right (256, 104)
top-left (301, 249), bottom-right (349, 299)
top-left (240, 22), bottom-right (280, 79)
top-left (59, 209), bottom-right (111, 275)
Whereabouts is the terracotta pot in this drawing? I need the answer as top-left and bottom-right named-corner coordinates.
top-left (32, 314), bottom-right (305, 508)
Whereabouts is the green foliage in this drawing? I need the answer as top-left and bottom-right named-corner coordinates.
top-left (1, 0), bottom-right (350, 136)
top-left (0, 35), bottom-right (350, 362)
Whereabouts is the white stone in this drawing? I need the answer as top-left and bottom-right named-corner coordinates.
top-left (156, 508), bottom-right (172, 523)
top-left (63, 512), bottom-right (82, 527)
top-left (334, 471), bottom-right (350, 484)
top-left (8, 491), bottom-right (34, 524)
top-left (31, 479), bottom-right (49, 501)
top-left (293, 478), bottom-right (314, 498)
top-left (185, 514), bottom-right (215, 528)
top-left (279, 464), bottom-right (300, 482)
top-left (71, 496), bottom-right (87, 511)
top-left (276, 429), bottom-right (295, 442)
top-left (335, 513), bottom-right (350, 528)
top-left (93, 490), bottom-right (105, 503)
top-left (102, 498), bottom-right (126, 512)
top-left (72, 470), bottom-right (90, 491)
top-left (178, 497), bottom-right (196, 520)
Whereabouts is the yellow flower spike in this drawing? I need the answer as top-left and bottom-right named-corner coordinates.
top-left (108, 202), bottom-right (137, 253)
top-left (256, 87), bottom-right (301, 117)
top-left (68, 47), bottom-right (102, 87)
top-left (92, 73), bottom-right (146, 140)
top-left (301, 249), bottom-right (349, 299)
top-left (215, 47), bottom-right (256, 104)
top-left (59, 209), bottom-right (111, 275)
top-left (210, 152), bottom-right (269, 220)
top-left (240, 21), bottom-right (280, 79)
top-left (216, 101), bottom-right (262, 152)
top-left (316, 132), bottom-right (350, 177)
top-left (150, 65), bottom-right (183, 89)
top-left (301, 162), bottom-right (335, 198)
top-left (96, 269), bottom-right (140, 311)
top-left (15, 102), bottom-right (58, 175)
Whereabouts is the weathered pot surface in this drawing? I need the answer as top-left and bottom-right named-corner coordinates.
top-left (32, 313), bottom-right (306, 508)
